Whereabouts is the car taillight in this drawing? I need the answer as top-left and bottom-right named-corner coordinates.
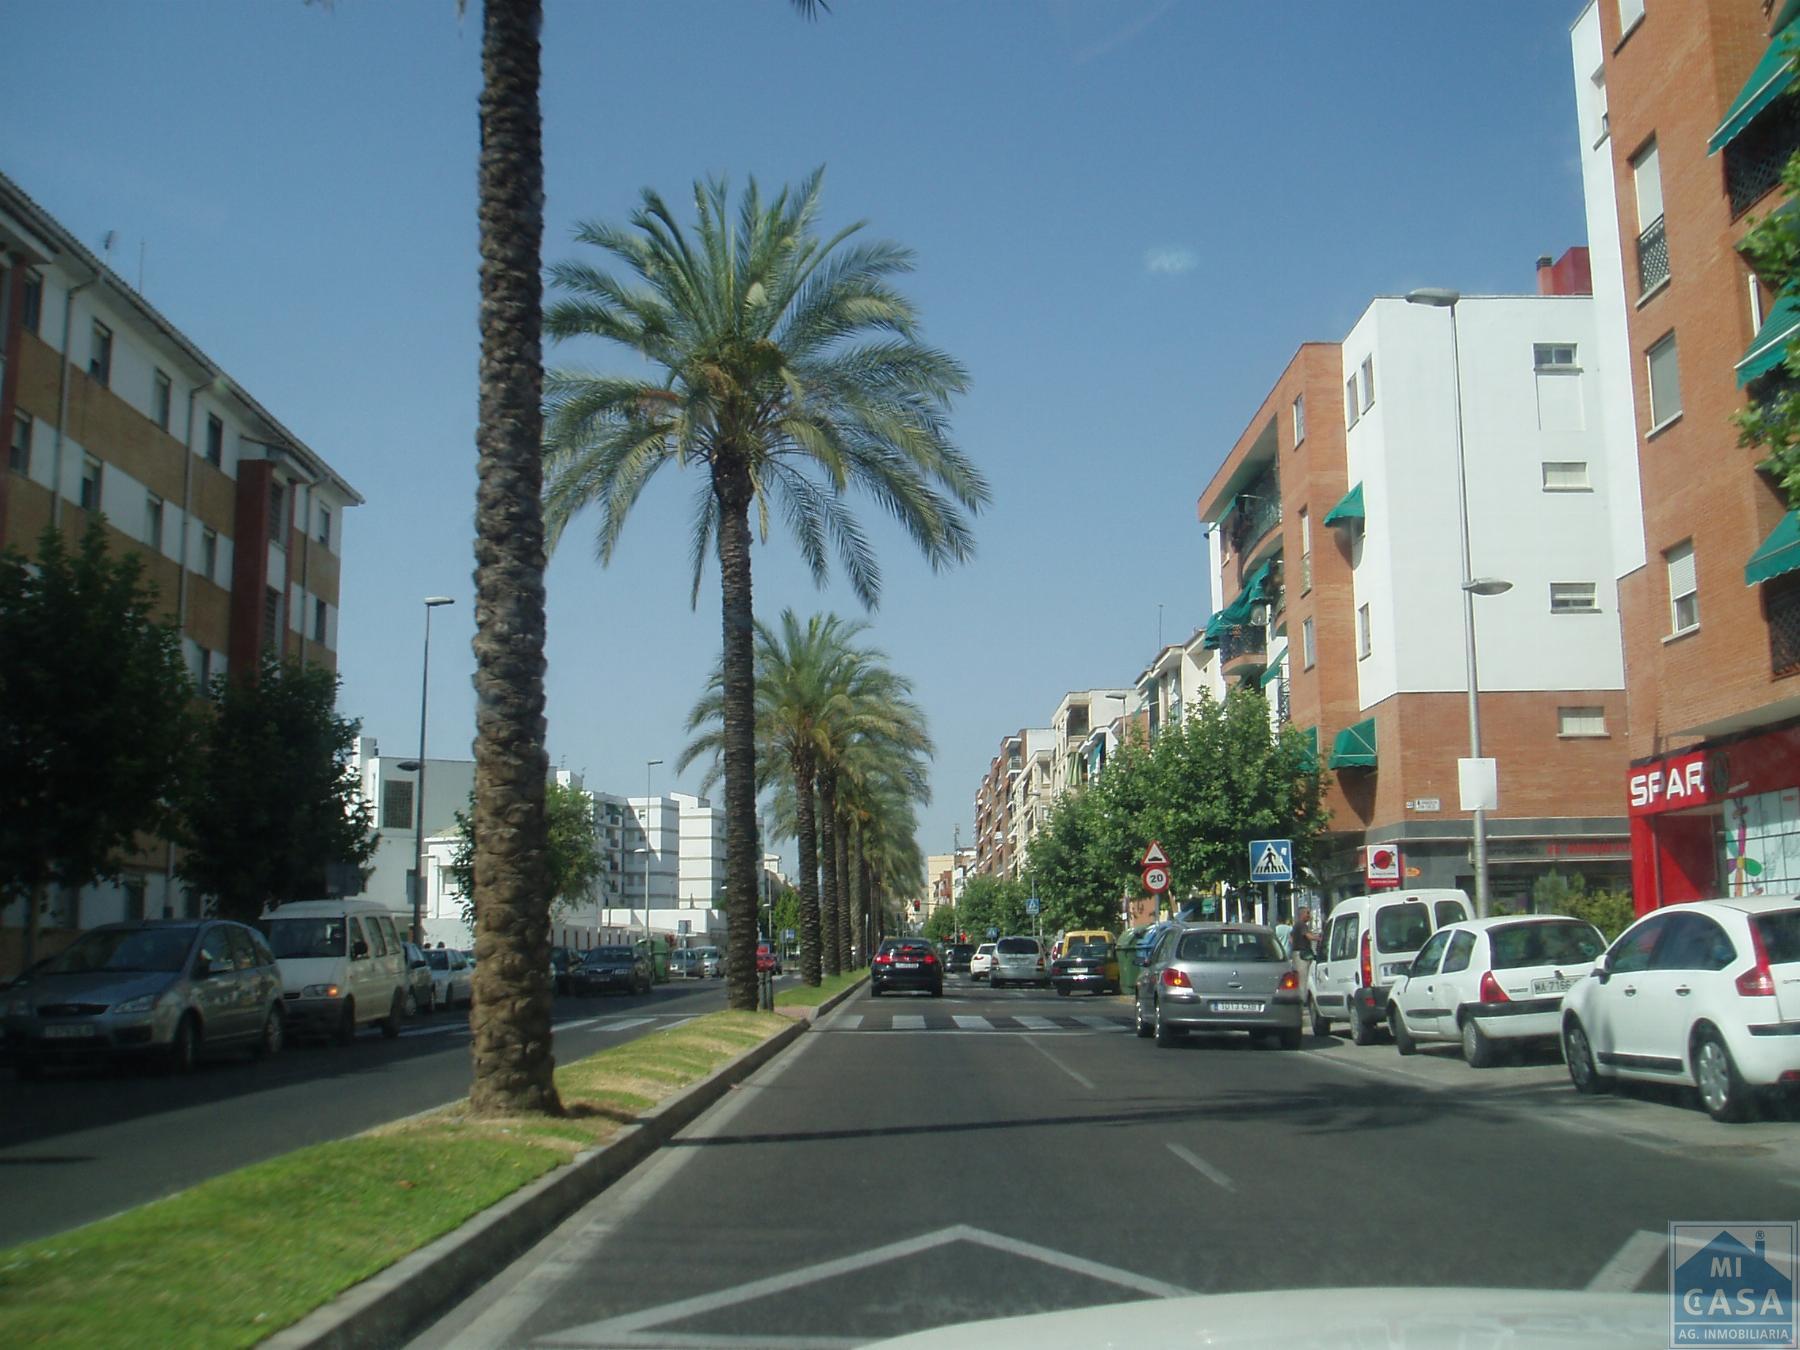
top-left (1737, 921), bottom-right (1776, 997)
top-left (921, 953), bottom-right (937, 965)
top-left (1160, 968), bottom-right (1191, 989)
top-left (874, 952), bottom-right (892, 966)
top-left (1036, 957), bottom-right (1045, 969)
top-left (1479, 971), bottom-right (1509, 1004)
top-left (1277, 969), bottom-right (1298, 992)
top-left (1359, 930), bottom-right (1372, 989)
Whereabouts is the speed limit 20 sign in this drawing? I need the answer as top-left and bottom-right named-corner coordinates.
top-left (1142, 864), bottom-right (1170, 893)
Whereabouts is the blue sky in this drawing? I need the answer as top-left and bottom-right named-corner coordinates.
top-left (6, 1), bottom-right (1591, 875)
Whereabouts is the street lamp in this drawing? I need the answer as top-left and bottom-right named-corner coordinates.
top-left (641, 759), bottom-right (662, 947)
top-left (1406, 289), bottom-right (1510, 917)
top-left (403, 596), bottom-right (455, 944)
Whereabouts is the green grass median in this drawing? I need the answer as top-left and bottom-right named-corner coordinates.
top-left (0, 1010), bottom-right (787, 1349)
top-left (774, 967), bottom-right (867, 1008)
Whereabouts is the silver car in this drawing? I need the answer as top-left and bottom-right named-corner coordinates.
top-left (990, 935), bottom-right (1049, 989)
top-left (1134, 922), bottom-right (1303, 1049)
top-left (3, 920), bottom-right (286, 1078)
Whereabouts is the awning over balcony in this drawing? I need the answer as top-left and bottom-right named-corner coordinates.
top-left (1322, 482), bottom-right (1365, 528)
top-left (1258, 642), bottom-right (1288, 687)
top-left (1737, 292), bottom-right (1800, 386)
top-left (1328, 718), bottom-right (1378, 770)
top-left (1708, 22), bottom-right (1799, 154)
top-left (1202, 559), bottom-right (1275, 648)
top-left (1747, 510), bottom-right (1800, 585)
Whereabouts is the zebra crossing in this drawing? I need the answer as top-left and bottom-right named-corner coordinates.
top-left (825, 1010), bottom-right (1130, 1035)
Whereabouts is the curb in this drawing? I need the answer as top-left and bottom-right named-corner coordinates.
top-left (264, 1011), bottom-right (815, 1350)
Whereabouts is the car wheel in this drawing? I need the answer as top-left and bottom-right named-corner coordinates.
top-left (1154, 1000), bottom-right (1182, 1049)
top-left (1390, 1007), bottom-right (1418, 1056)
top-left (1278, 1026), bottom-right (1302, 1051)
top-left (424, 985), bottom-right (436, 1016)
top-left (1134, 1000), bottom-right (1153, 1038)
top-left (1349, 1005), bottom-right (1378, 1047)
top-left (1563, 1017), bottom-right (1608, 1095)
top-left (931, 983), bottom-right (943, 998)
top-left (167, 1014), bottom-right (199, 1074)
top-left (1460, 1016), bottom-right (1495, 1068)
top-left (1694, 1025), bottom-right (1751, 1123)
top-left (381, 992), bottom-right (404, 1039)
top-left (870, 984), bottom-right (883, 998)
top-left (1056, 986), bottom-right (1070, 997)
top-left (335, 999), bottom-right (357, 1047)
top-left (1308, 998), bottom-right (1330, 1039)
top-left (251, 1006), bottom-right (285, 1061)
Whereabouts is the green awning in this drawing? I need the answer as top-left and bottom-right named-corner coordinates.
top-left (1322, 482), bottom-right (1365, 528)
top-left (1709, 26), bottom-right (1799, 154)
top-left (1328, 718), bottom-right (1378, 771)
top-left (1258, 643), bottom-right (1288, 687)
top-left (1298, 726), bottom-right (1318, 774)
top-left (1202, 559), bottom-right (1274, 648)
top-left (1747, 510), bottom-right (1800, 585)
top-left (1737, 292), bottom-right (1800, 386)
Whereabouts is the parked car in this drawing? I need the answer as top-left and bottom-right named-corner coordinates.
top-left (549, 947), bottom-right (575, 995)
top-left (669, 948), bottom-right (705, 980)
top-left (756, 941), bottom-right (784, 976)
top-left (258, 899), bottom-right (410, 1044)
top-left (1307, 890), bottom-right (1475, 1045)
top-left (425, 946), bottom-right (473, 1010)
top-left (1561, 895), bottom-right (1800, 1122)
top-left (943, 943), bottom-right (976, 974)
top-left (969, 943), bottom-right (997, 981)
top-left (4, 920), bottom-right (286, 1077)
top-left (990, 936), bottom-right (1048, 989)
top-left (1051, 930), bottom-right (1121, 995)
top-left (571, 946), bottom-right (652, 996)
top-left (696, 946), bottom-right (724, 978)
top-left (401, 942), bottom-right (437, 1016)
top-left (1134, 922), bottom-right (1302, 1050)
top-left (1387, 915), bottom-right (1605, 1066)
top-left (870, 937), bottom-right (943, 997)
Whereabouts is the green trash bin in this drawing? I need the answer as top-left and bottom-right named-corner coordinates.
top-left (1117, 925), bottom-right (1149, 996)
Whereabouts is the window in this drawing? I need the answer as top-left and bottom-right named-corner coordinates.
top-left (1632, 142), bottom-right (1668, 293)
top-left (225, 925), bottom-right (259, 971)
top-left (1442, 930), bottom-right (1477, 974)
top-left (1558, 706), bottom-right (1608, 737)
top-left (318, 505), bottom-right (332, 547)
top-left (1411, 931), bottom-right (1451, 977)
top-left (1292, 394), bottom-right (1306, 446)
top-left (1360, 356), bottom-right (1375, 412)
top-left (383, 779), bottom-right (416, 831)
top-left (1302, 617), bottom-right (1316, 669)
top-left (313, 597), bottom-right (328, 643)
top-left (1549, 582), bottom-right (1599, 614)
top-left (1345, 376), bottom-right (1360, 429)
top-left (1653, 913), bottom-right (1736, 973)
top-left (10, 411), bottom-right (30, 475)
top-left (1299, 507), bottom-right (1312, 591)
top-left (1534, 344), bottom-right (1578, 370)
top-left (1646, 332), bottom-right (1681, 427)
top-left (1542, 461), bottom-right (1590, 491)
top-left (197, 647), bottom-right (214, 691)
top-left (200, 527), bottom-right (218, 582)
top-left (1666, 540), bottom-right (1698, 633)
top-left (1590, 67), bottom-right (1609, 146)
top-left (1617, 0), bottom-right (1644, 35)
top-left (153, 369), bottom-right (172, 431)
top-left (1375, 902), bottom-right (1432, 954)
top-left (21, 270), bottom-right (41, 334)
top-left (1435, 899), bottom-right (1471, 928)
top-left (262, 586), bottom-right (282, 651)
top-left (198, 925), bottom-right (234, 975)
top-left (205, 414), bottom-right (223, 467)
top-left (89, 320), bottom-right (112, 387)
top-left (1357, 603), bottom-right (1371, 658)
top-left (79, 455), bottom-right (102, 511)
top-left (145, 493), bottom-right (164, 551)
top-left (1327, 914), bottom-right (1358, 962)
top-left (269, 479), bottom-right (287, 539)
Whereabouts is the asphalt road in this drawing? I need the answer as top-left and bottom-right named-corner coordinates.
top-left (0, 976), bottom-right (751, 1249)
top-left (413, 974), bottom-right (1800, 1349)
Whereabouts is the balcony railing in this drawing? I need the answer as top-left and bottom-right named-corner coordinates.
top-left (1637, 215), bottom-right (1669, 295)
top-left (1217, 625), bottom-right (1267, 667)
top-left (1770, 574), bottom-right (1800, 679)
top-left (1227, 466), bottom-right (1282, 557)
top-left (1275, 677), bottom-right (1291, 725)
top-left (1728, 98), bottom-right (1800, 219)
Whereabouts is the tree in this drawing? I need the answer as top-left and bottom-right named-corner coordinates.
top-left (180, 654), bottom-right (376, 923)
top-left (0, 521), bottom-right (193, 971)
top-left (1734, 144), bottom-right (1800, 506)
top-left (922, 903), bottom-right (959, 943)
top-left (955, 874), bottom-right (1032, 942)
top-left (542, 173), bottom-right (987, 1010)
top-left (447, 779), bottom-right (604, 932)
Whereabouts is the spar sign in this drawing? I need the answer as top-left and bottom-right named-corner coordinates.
top-left (1628, 749), bottom-right (1718, 816)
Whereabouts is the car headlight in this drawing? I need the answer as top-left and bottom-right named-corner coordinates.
top-left (112, 989), bottom-right (173, 1015)
top-left (301, 983), bottom-right (342, 998)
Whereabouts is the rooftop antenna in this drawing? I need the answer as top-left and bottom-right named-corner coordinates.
top-left (100, 230), bottom-right (117, 269)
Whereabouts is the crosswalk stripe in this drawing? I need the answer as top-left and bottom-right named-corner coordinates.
top-left (891, 1014), bottom-right (927, 1030)
top-left (1015, 1015), bottom-right (1059, 1031)
top-left (951, 1015), bottom-right (992, 1031)
top-left (836, 1014), bottom-right (864, 1031)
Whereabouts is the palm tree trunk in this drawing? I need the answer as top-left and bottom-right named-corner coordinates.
top-left (846, 821), bottom-right (864, 967)
top-left (469, 0), bottom-right (558, 1118)
top-left (834, 809), bottom-right (851, 971)
top-left (715, 457), bottom-right (760, 1011)
top-left (793, 757), bottom-right (823, 987)
top-left (817, 769), bottom-right (841, 978)
top-left (858, 852), bottom-right (873, 967)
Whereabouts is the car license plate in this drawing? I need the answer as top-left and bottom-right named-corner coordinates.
top-left (43, 1024), bottom-right (96, 1039)
top-left (1212, 1001), bottom-right (1264, 1014)
top-left (1532, 976), bottom-right (1572, 995)
top-left (895, 962), bottom-right (918, 969)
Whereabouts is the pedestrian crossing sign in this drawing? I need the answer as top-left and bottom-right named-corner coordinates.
top-left (1249, 839), bottom-right (1293, 882)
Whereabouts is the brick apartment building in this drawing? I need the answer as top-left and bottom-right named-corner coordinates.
top-left (972, 732), bottom-right (1022, 879)
top-left (1572, 0), bottom-right (1800, 907)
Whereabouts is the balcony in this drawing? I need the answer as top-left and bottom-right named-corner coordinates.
top-left (1636, 215), bottom-right (1669, 295)
top-left (1217, 624), bottom-right (1267, 682)
top-left (1771, 574), bottom-right (1800, 679)
top-left (1225, 464), bottom-right (1282, 558)
top-left (1275, 676), bottom-right (1291, 725)
top-left (1727, 98), bottom-right (1800, 219)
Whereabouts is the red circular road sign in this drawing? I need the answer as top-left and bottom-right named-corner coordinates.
top-left (1142, 864), bottom-right (1170, 893)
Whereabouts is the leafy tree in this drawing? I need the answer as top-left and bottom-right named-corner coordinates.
top-left (180, 654), bottom-right (376, 923)
top-left (922, 903), bottom-right (959, 943)
top-left (1735, 144), bottom-right (1800, 507)
top-left (955, 874), bottom-right (1032, 941)
top-left (0, 521), bottom-right (193, 971)
top-left (542, 173), bottom-right (987, 1011)
top-left (447, 779), bottom-right (604, 932)
top-left (1533, 870), bottom-right (1637, 940)
top-left (768, 883), bottom-right (800, 947)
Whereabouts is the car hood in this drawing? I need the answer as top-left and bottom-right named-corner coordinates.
top-left (273, 956), bottom-right (344, 994)
top-left (10, 969), bottom-right (180, 1008)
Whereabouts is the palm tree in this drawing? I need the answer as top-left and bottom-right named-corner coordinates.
top-left (543, 174), bottom-right (986, 1009)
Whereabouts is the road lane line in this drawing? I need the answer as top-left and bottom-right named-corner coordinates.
top-left (1022, 1034), bottom-right (1095, 1091)
top-left (832, 1014), bottom-right (864, 1031)
top-left (1015, 1014), bottom-right (1059, 1031)
top-left (951, 1015), bottom-right (991, 1031)
top-left (1166, 1141), bottom-right (1235, 1192)
top-left (594, 1017), bottom-right (655, 1032)
top-left (1587, 1230), bottom-right (1665, 1292)
top-left (890, 1014), bottom-right (926, 1031)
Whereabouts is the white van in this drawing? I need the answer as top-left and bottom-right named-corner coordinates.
top-left (258, 899), bottom-right (411, 1044)
top-left (1306, 889), bottom-right (1474, 1045)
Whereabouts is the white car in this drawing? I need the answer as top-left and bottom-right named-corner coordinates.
top-left (969, 943), bottom-right (996, 981)
top-left (1386, 915), bottom-right (1605, 1066)
top-left (1561, 895), bottom-right (1800, 1122)
top-left (424, 947), bottom-right (473, 1010)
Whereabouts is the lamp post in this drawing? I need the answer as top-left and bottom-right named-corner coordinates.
top-left (1405, 289), bottom-right (1512, 917)
top-left (642, 759), bottom-right (662, 947)
top-left (403, 596), bottom-right (454, 944)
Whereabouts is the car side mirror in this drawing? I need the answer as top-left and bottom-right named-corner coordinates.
top-left (1592, 953), bottom-right (1610, 982)
top-left (192, 958), bottom-right (215, 980)
top-left (353, 940), bottom-right (369, 960)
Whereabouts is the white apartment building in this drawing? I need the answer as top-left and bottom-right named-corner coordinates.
top-left (354, 738), bottom-right (475, 939)
top-left (1006, 728), bottom-right (1059, 876)
top-left (1047, 689), bottom-right (1130, 799)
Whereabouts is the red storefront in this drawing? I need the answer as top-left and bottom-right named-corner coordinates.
top-left (1627, 723), bottom-right (1800, 912)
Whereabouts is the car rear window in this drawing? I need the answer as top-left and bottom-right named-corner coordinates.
top-left (1176, 930), bottom-right (1283, 963)
top-left (1488, 921), bottom-right (1604, 970)
top-left (996, 938), bottom-right (1039, 954)
top-left (1374, 902), bottom-right (1432, 954)
top-left (1064, 937), bottom-right (1111, 958)
top-left (1753, 910), bottom-right (1800, 965)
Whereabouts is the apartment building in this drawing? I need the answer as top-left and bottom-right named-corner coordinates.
top-left (1007, 728), bottom-right (1059, 876)
top-left (0, 171), bottom-right (360, 933)
top-left (1048, 689), bottom-right (1130, 799)
top-left (1198, 281), bottom-right (1637, 906)
top-left (972, 732), bottom-right (1023, 878)
top-left (1572, 0), bottom-right (1800, 908)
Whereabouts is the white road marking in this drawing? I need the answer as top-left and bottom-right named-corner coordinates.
top-left (832, 1014), bottom-right (864, 1032)
top-left (890, 1014), bottom-right (926, 1031)
top-left (951, 1015), bottom-right (991, 1031)
top-left (1015, 1014), bottom-right (1059, 1031)
top-left (1586, 1229), bottom-right (1666, 1292)
top-left (1166, 1141), bottom-right (1235, 1192)
top-left (1022, 1035), bottom-right (1096, 1091)
top-left (595, 1017), bottom-right (655, 1032)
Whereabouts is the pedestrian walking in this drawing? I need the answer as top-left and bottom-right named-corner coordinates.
top-left (1289, 907), bottom-right (1319, 1011)
top-left (1274, 913), bottom-right (1295, 956)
